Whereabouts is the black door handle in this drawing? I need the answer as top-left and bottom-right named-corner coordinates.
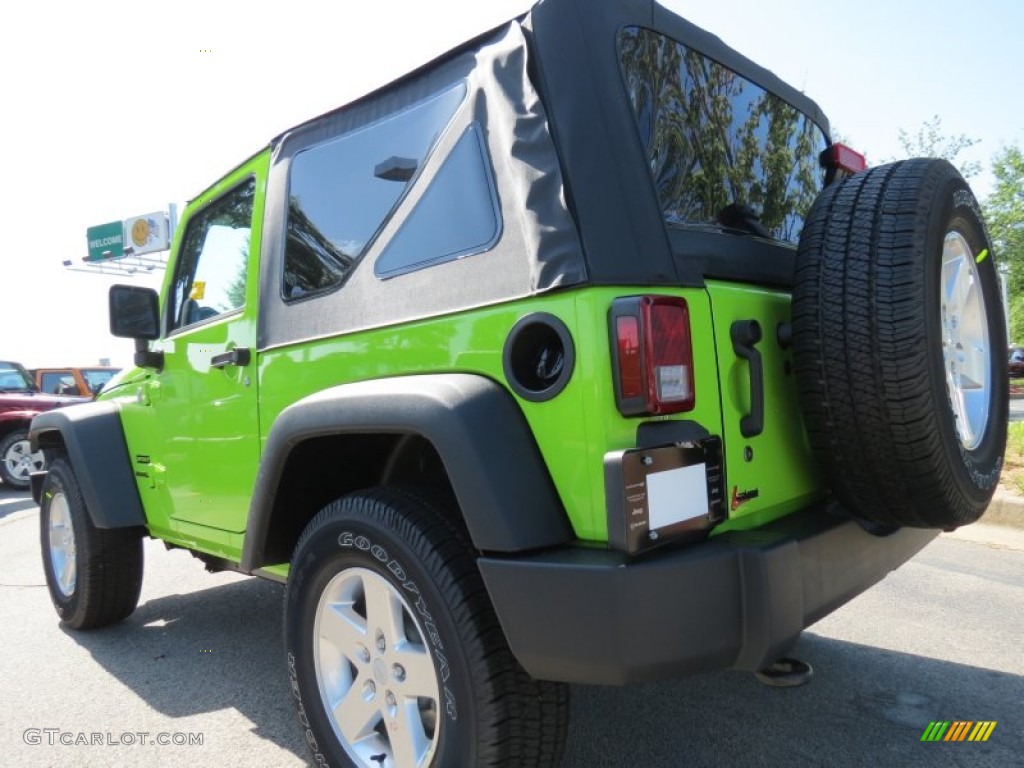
top-left (730, 320), bottom-right (764, 438)
top-left (211, 347), bottom-right (251, 369)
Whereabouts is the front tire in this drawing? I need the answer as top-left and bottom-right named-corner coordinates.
top-left (0, 429), bottom-right (45, 490)
top-left (40, 459), bottom-right (144, 629)
top-left (284, 487), bottom-right (568, 768)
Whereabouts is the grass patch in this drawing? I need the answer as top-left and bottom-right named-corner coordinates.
top-left (1008, 421), bottom-right (1024, 455)
top-left (1000, 421), bottom-right (1024, 497)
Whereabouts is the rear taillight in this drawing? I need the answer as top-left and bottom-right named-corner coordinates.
top-left (610, 296), bottom-right (695, 416)
top-left (821, 142), bottom-right (867, 174)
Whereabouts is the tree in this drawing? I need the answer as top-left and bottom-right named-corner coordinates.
top-left (985, 145), bottom-right (1024, 339)
top-left (890, 114), bottom-right (982, 179)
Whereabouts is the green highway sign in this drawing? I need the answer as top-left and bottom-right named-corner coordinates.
top-left (86, 220), bottom-right (124, 262)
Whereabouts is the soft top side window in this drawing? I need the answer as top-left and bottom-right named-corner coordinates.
top-left (283, 83), bottom-right (466, 300)
top-left (374, 122), bottom-right (501, 279)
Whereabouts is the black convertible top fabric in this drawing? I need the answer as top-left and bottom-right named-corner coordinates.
top-left (254, 0), bottom-right (832, 348)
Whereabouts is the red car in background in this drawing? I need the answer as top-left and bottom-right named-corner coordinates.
top-left (0, 360), bottom-right (84, 489)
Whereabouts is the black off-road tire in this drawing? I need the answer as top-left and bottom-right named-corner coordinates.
top-left (284, 487), bottom-right (568, 768)
top-left (793, 158), bottom-right (1007, 529)
top-left (0, 428), bottom-right (44, 490)
top-left (39, 459), bottom-right (144, 628)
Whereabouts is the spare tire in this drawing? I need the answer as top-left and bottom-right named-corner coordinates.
top-left (793, 158), bottom-right (1007, 529)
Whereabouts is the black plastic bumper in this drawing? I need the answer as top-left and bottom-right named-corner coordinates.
top-left (478, 507), bottom-right (937, 685)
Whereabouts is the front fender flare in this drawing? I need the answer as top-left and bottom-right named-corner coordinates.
top-left (29, 402), bottom-right (146, 529)
top-left (241, 374), bottom-right (574, 570)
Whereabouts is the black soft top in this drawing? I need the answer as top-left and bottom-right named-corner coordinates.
top-left (254, 0), bottom-right (831, 341)
top-left (527, 0), bottom-right (830, 287)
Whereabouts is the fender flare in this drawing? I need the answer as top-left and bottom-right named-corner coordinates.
top-left (241, 374), bottom-right (574, 570)
top-left (29, 402), bottom-right (146, 529)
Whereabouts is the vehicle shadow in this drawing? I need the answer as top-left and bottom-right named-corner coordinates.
top-left (562, 632), bottom-right (1022, 767)
top-left (60, 577), bottom-right (307, 761)
top-left (63, 574), bottom-right (1022, 768)
top-left (0, 486), bottom-right (36, 520)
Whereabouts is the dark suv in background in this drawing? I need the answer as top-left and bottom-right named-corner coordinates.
top-left (0, 360), bottom-right (82, 489)
top-left (1009, 347), bottom-right (1024, 378)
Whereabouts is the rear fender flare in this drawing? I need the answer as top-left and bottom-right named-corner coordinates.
top-left (241, 374), bottom-right (573, 570)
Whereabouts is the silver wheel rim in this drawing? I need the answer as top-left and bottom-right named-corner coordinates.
top-left (314, 566), bottom-right (440, 768)
top-left (47, 493), bottom-right (77, 597)
top-left (940, 230), bottom-right (991, 451)
top-left (3, 438), bottom-right (44, 483)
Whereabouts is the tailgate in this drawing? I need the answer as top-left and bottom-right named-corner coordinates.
top-left (705, 280), bottom-right (824, 528)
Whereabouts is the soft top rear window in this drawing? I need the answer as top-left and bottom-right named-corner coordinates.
top-left (619, 27), bottom-right (827, 245)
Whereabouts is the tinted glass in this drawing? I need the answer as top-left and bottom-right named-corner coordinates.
top-left (41, 372), bottom-right (79, 395)
top-left (284, 84), bottom-right (466, 299)
top-left (375, 123), bottom-right (500, 278)
top-left (619, 27), bottom-right (827, 244)
top-left (82, 369), bottom-right (118, 393)
top-left (170, 180), bottom-right (255, 332)
top-left (0, 362), bottom-right (35, 391)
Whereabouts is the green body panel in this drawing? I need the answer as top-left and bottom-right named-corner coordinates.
top-left (256, 286), bottom-right (724, 544)
top-left (101, 148), bottom-right (825, 561)
top-left (108, 152), bottom-right (270, 558)
top-left (564, 288), bottom-right (725, 539)
top-left (703, 281), bottom-right (825, 533)
top-left (110, 271), bottom-right (827, 559)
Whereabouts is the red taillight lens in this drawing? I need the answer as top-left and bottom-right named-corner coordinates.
top-left (615, 316), bottom-right (643, 399)
top-left (649, 302), bottom-right (693, 406)
top-left (822, 142), bottom-right (867, 174)
top-left (610, 296), bottom-right (695, 416)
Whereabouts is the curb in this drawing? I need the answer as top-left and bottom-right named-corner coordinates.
top-left (982, 491), bottom-right (1024, 530)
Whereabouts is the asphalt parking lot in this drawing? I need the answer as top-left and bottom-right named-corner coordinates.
top-left (1, 486), bottom-right (1021, 767)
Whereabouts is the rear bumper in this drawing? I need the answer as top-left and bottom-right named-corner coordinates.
top-left (478, 506), bottom-right (937, 685)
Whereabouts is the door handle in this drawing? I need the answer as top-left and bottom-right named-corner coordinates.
top-left (730, 320), bottom-right (764, 438)
top-left (211, 347), bottom-right (251, 369)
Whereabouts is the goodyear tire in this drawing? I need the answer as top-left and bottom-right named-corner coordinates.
top-left (284, 487), bottom-right (568, 768)
top-left (793, 158), bottom-right (1007, 529)
top-left (40, 458), bottom-right (144, 628)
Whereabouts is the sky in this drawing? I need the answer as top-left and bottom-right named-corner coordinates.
top-left (1, 0), bottom-right (1021, 369)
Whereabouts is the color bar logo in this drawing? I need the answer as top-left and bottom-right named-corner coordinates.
top-left (920, 721), bottom-right (997, 742)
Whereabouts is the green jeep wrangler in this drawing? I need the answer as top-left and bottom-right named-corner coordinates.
top-left (31, 0), bottom-right (1006, 765)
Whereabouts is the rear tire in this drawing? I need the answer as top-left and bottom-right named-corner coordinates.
top-left (284, 487), bottom-right (568, 768)
top-left (793, 158), bottom-right (1007, 529)
top-left (40, 458), bottom-right (144, 628)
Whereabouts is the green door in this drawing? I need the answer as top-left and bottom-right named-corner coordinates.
top-left (146, 161), bottom-right (267, 541)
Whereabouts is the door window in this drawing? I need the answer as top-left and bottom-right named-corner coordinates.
top-left (169, 179), bottom-right (255, 333)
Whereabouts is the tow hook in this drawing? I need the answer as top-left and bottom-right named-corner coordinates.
top-left (754, 657), bottom-right (813, 688)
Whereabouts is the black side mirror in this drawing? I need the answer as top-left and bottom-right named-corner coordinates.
top-left (109, 285), bottom-right (164, 369)
top-left (110, 285), bottom-right (160, 339)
